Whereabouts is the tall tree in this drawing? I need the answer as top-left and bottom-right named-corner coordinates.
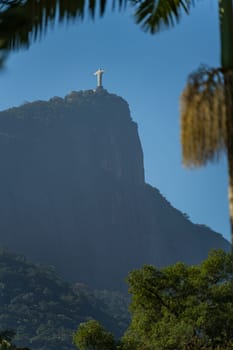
top-left (73, 320), bottom-right (115, 350)
top-left (73, 251), bottom-right (233, 350)
top-left (122, 250), bottom-right (233, 350)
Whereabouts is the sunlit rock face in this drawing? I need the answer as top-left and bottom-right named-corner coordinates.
top-left (0, 89), bottom-right (230, 290)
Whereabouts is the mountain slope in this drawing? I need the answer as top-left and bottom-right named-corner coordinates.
top-left (0, 248), bottom-right (129, 350)
top-left (0, 88), bottom-right (230, 290)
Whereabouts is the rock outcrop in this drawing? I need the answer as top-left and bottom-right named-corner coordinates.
top-left (0, 88), bottom-right (230, 290)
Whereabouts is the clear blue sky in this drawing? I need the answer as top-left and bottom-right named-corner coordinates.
top-left (0, 0), bottom-right (230, 242)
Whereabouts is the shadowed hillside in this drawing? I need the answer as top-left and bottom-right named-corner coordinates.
top-left (0, 248), bottom-right (129, 350)
top-left (0, 88), bottom-right (230, 289)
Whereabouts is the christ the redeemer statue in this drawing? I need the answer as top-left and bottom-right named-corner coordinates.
top-left (94, 68), bottom-right (104, 88)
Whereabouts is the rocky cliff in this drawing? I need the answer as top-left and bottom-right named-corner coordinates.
top-left (0, 88), bottom-right (230, 290)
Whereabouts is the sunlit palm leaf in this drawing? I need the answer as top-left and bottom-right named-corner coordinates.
top-left (130, 0), bottom-right (195, 33)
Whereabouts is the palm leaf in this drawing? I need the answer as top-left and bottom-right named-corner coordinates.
top-left (0, 0), bottom-right (194, 58)
top-left (0, 0), bottom-right (194, 65)
top-left (0, 0), bottom-right (127, 53)
top-left (180, 66), bottom-right (228, 167)
top-left (130, 0), bottom-right (195, 33)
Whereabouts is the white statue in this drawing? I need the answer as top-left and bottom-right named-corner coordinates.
top-left (94, 68), bottom-right (104, 88)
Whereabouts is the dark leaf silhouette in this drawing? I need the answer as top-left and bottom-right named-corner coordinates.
top-left (0, 0), bottom-right (127, 54)
top-left (131, 0), bottom-right (194, 33)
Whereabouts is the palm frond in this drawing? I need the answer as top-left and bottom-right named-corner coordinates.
top-left (130, 0), bottom-right (194, 33)
top-left (180, 66), bottom-right (229, 167)
top-left (0, 0), bottom-right (127, 54)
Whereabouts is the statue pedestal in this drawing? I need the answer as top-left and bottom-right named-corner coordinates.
top-left (94, 86), bottom-right (107, 93)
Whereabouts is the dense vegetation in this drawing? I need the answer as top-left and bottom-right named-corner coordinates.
top-left (1, 247), bottom-right (232, 350)
top-left (74, 250), bottom-right (233, 350)
top-left (0, 248), bottom-right (130, 350)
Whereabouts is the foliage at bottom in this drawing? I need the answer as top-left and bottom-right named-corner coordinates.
top-left (73, 250), bottom-right (233, 350)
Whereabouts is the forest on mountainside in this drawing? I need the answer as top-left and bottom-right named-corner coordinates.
top-left (0, 248), bottom-right (130, 350)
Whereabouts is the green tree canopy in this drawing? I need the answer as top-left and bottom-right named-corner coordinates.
top-left (73, 320), bottom-right (116, 350)
top-left (122, 250), bottom-right (233, 350)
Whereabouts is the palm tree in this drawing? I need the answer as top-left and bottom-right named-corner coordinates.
top-left (179, 1), bottom-right (233, 250)
top-left (127, 0), bottom-right (233, 249)
top-left (0, 0), bottom-right (233, 248)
